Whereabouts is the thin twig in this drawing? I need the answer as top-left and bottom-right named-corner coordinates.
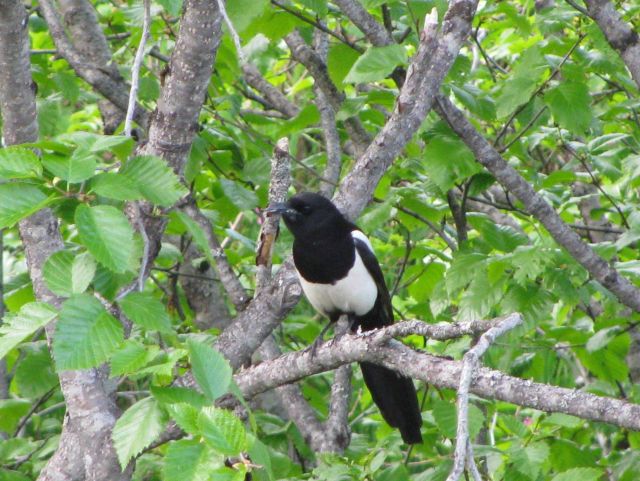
top-left (446, 313), bottom-right (523, 481)
top-left (494, 34), bottom-right (585, 147)
top-left (134, 203), bottom-right (150, 291)
top-left (272, 0), bottom-right (363, 53)
top-left (215, 0), bottom-right (246, 64)
top-left (124, 0), bottom-right (151, 136)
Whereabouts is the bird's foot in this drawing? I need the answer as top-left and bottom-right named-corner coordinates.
top-left (306, 336), bottom-right (324, 359)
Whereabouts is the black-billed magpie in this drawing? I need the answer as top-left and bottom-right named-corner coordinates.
top-left (268, 192), bottom-right (423, 444)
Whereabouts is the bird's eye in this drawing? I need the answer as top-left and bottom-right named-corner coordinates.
top-left (301, 205), bottom-right (312, 215)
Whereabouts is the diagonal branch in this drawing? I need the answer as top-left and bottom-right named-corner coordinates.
top-left (39, 0), bottom-right (149, 130)
top-left (434, 94), bottom-right (640, 314)
top-left (582, 0), bottom-right (640, 89)
top-left (334, 0), bottom-right (480, 219)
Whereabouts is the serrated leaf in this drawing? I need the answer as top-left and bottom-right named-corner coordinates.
top-left (188, 339), bottom-right (232, 401)
top-left (118, 291), bottom-right (172, 333)
top-left (0, 183), bottom-right (52, 229)
top-left (166, 403), bottom-right (201, 435)
top-left (544, 81), bottom-right (592, 134)
top-left (43, 250), bottom-right (96, 297)
top-left (432, 400), bottom-right (485, 439)
top-left (551, 467), bottom-right (603, 481)
top-left (0, 303), bottom-right (57, 360)
top-left (163, 440), bottom-right (207, 481)
top-left (198, 407), bottom-right (247, 456)
top-left (53, 294), bottom-right (124, 370)
top-left (424, 136), bottom-right (482, 192)
top-left (113, 397), bottom-right (166, 469)
top-left (42, 149), bottom-right (97, 183)
top-left (219, 178), bottom-right (258, 211)
top-left (512, 442), bottom-right (550, 479)
top-left (120, 155), bottom-right (188, 207)
top-left (0, 146), bottom-right (42, 178)
top-left (75, 204), bottom-right (135, 273)
top-left (344, 44), bottom-right (407, 83)
top-left (110, 340), bottom-right (157, 376)
top-left (90, 173), bottom-right (143, 201)
top-left (151, 386), bottom-right (208, 408)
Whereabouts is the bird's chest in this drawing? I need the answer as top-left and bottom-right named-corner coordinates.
top-left (294, 241), bottom-right (377, 318)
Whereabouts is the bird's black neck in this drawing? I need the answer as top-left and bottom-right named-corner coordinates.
top-left (293, 230), bottom-right (355, 284)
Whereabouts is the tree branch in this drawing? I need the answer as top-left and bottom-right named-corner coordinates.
top-left (435, 94), bottom-right (640, 314)
top-left (334, 1), bottom-right (479, 219)
top-left (583, 0), bottom-right (640, 89)
top-left (234, 317), bottom-right (640, 432)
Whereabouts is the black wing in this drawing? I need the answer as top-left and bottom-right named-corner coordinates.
top-left (353, 235), bottom-right (394, 329)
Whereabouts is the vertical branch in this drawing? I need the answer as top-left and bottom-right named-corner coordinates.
top-left (256, 138), bottom-right (291, 291)
top-left (124, 0), bottom-right (151, 136)
top-left (446, 313), bottom-right (523, 481)
top-left (313, 28), bottom-right (342, 197)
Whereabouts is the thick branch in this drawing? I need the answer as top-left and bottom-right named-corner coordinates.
top-left (334, 1), bottom-right (479, 219)
top-left (583, 0), bottom-right (640, 89)
top-left (234, 319), bottom-right (640, 432)
top-left (39, 0), bottom-right (148, 130)
top-left (285, 30), bottom-right (371, 155)
top-left (435, 94), bottom-right (640, 314)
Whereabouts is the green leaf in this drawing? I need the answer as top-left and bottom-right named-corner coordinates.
top-left (166, 403), bottom-right (201, 436)
top-left (586, 326), bottom-right (621, 352)
top-left (90, 173), bottom-right (143, 201)
top-left (113, 397), bottom-right (166, 469)
top-left (75, 204), bottom-right (135, 273)
top-left (0, 146), bottom-right (42, 178)
top-left (496, 77), bottom-right (538, 119)
top-left (163, 440), bottom-right (207, 481)
top-left (120, 155), bottom-right (187, 207)
top-left (511, 441), bottom-right (550, 480)
top-left (432, 400), bottom-right (485, 439)
top-left (424, 136), bottom-right (482, 192)
top-left (110, 340), bottom-right (157, 376)
top-left (170, 211), bottom-right (216, 266)
top-left (13, 345), bottom-right (58, 398)
top-left (118, 291), bottom-right (172, 333)
top-left (344, 45), bottom-right (407, 84)
top-left (198, 406), bottom-right (247, 455)
top-left (328, 44), bottom-right (361, 86)
top-left (226, 0), bottom-right (268, 33)
top-left (151, 386), bottom-right (208, 408)
top-left (544, 81), bottom-right (592, 134)
top-left (43, 250), bottom-right (96, 297)
top-left (42, 149), bottom-right (97, 183)
top-left (156, 0), bottom-right (183, 16)
top-left (219, 178), bottom-right (258, 211)
top-left (0, 399), bottom-right (31, 432)
top-left (551, 468), bottom-right (603, 481)
top-left (0, 302), bottom-right (57, 360)
top-left (0, 183), bottom-right (51, 229)
top-left (188, 339), bottom-right (232, 401)
top-left (53, 294), bottom-right (124, 370)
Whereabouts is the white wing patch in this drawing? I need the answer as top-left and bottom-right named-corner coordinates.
top-left (296, 231), bottom-right (378, 318)
top-left (351, 230), bottom-right (373, 252)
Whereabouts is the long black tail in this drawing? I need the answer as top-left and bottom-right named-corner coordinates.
top-left (359, 361), bottom-right (423, 444)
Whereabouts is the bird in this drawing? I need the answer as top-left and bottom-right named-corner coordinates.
top-left (267, 192), bottom-right (423, 444)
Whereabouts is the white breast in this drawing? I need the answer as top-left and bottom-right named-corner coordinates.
top-left (297, 231), bottom-right (378, 318)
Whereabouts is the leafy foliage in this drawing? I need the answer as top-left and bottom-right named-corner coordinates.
top-left (2, 0), bottom-right (640, 480)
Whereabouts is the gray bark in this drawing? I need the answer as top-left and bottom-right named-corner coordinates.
top-left (435, 94), bottom-right (640, 314)
top-left (234, 320), bottom-right (640, 432)
top-left (583, 0), bottom-right (640, 90)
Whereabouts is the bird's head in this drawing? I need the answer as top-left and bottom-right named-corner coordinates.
top-left (266, 192), bottom-right (347, 240)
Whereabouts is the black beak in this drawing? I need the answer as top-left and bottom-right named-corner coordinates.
top-left (264, 202), bottom-right (293, 217)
